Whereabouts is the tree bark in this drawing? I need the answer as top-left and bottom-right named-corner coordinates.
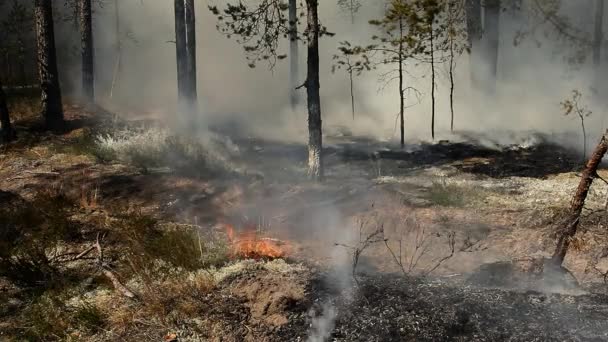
top-left (289, 0), bottom-right (299, 111)
top-left (449, 34), bottom-right (455, 132)
top-left (79, 0), bottom-right (94, 103)
top-left (594, 0), bottom-right (604, 67)
top-left (398, 18), bottom-right (405, 148)
top-left (430, 22), bottom-right (435, 141)
top-left (174, 0), bottom-right (187, 112)
top-left (349, 70), bottom-right (354, 120)
top-left (34, 0), bottom-right (64, 131)
top-left (552, 131), bottom-right (608, 265)
top-left (184, 0), bottom-right (197, 116)
top-left (465, 0), bottom-right (482, 86)
top-left (0, 78), bottom-right (15, 143)
top-left (305, 0), bottom-right (323, 180)
top-left (483, 0), bottom-right (500, 92)
top-left (110, 0), bottom-right (121, 99)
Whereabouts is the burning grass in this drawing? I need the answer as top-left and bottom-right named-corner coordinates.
top-left (222, 222), bottom-right (291, 260)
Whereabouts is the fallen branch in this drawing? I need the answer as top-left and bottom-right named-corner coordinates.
top-left (101, 268), bottom-right (136, 299)
top-left (553, 130), bottom-right (608, 265)
top-left (51, 245), bottom-right (96, 263)
top-left (95, 232), bottom-right (136, 299)
top-left (24, 170), bottom-right (59, 176)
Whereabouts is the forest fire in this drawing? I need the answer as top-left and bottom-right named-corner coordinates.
top-left (223, 223), bottom-right (290, 259)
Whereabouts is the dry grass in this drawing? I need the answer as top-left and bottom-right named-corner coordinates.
top-left (94, 127), bottom-right (240, 175)
top-left (0, 188), bottom-right (231, 340)
top-left (6, 92), bottom-right (40, 123)
top-left (0, 190), bottom-right (79, 287)
top-left (425, 178), bottom-right (485, 207)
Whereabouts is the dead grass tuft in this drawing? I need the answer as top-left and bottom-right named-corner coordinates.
top-left (425, 179), bottom-right (485, 207)
top-left (0, 191), bottom-right (78, 287)
top-left (13, 290), bottom-right (107, 341)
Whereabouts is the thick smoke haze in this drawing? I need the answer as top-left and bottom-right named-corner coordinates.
top-left (4, 0), bottom-right (608, 149)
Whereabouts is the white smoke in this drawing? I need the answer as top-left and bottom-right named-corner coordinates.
top-left (307, 302), bottom-right (338, 342)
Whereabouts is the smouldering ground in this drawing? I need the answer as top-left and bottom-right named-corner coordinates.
top-left (3, 103), bottom-right (608, 341)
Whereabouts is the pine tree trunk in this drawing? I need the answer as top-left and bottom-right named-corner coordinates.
top-left (0, 78), bottom-right (15, 143)
top-left (430, 24), bottom-right (435, 141)
top-left (174, 0), bottom-right (187, 112)
top-left (34, 0), bottom-right (64, 131)
top-left (289, 0), bottom-right (299, 111)
top-left (449, 38), bottom-right (455, 132)
top-left (306, 0), bottom-right (323, 181)
top-left (184, 0), bottom-right (197, 117)
top-left (484, 0), bottom-right (500, 91)
top-left (594, 0), bottom-right (604, 67)
top-left (552, 131), bottom-right (608, 265)
top-left (110, 0), bottom-right (121, 99)
top-left (465, 0), bottom-right (482, 47)
top-left (465, 0), bottom-right (482, 86)
top-left (79, 0), bottom-right (94, 102)
top-left (349, 70), bottom-right (354, 120)
top-left (398, 18), bottom-right (405, 148)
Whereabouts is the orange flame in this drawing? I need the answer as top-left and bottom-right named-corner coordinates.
top-left (221, 223), bottom-right (290, 259)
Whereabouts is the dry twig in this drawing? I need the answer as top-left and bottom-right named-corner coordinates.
top-left (95, 232), bottom-right (137, 299)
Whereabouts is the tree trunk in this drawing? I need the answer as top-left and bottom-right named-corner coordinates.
top-left (289, 0), bottom-right (299, 111)
top-left (79, 0), bottom-right (94, 103)
top-left (34, 0), bottom-right (64, 131)
top-left (398, 18), bottom-right (405, 148)
top-left (483, 0), bottom-right (500, 92)
top-left (552, 131), bottom-right (608, 265)
top-left (449, 35), bottom-right (455, 132)
top-left (465, 0), bottom-right (482, 86)
top-left (184, 0), bottom-right (197, 117)
top-left (349, 70), bottom-right (354, 120)
top-left (174, 0), bottom-right (187, 112)
top-left (430, 23), bottom-right (435, 141)
top-left (305, 0), bottom-right (323, 180)
top-left (594, 0), bottom-right (604, 67)
top-left (0, 78), bottom-right (15, 143)
top-left (110, 0), bottom-right (121, 99)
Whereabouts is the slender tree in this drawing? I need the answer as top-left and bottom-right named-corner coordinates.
top-left (110, 0), bottom-right (121, 99)
top-left (483, 0), bottom-right (501, 91)
top-left (418, 1), bottom-right (442, 140)
top-left (209, 0), bottom-right (332, 180)
top-left (444, 0), bottom-right (467, 132)
top-left (289, 0), bottom-right (299, 111)
top-left (79, 0), bottom-right (94, 102)
top-left (332, 42), bottom-right (370, 121)
top-left (185, 0), bottom-right (198, 115)
top-left (0, 78), bottom-right (15, 143)
top-left (594, 0), bottom-right (604, 67)
top-left (174, 0), bottom-right (187, 112)
top-left (367, 0), bottom-right (425, 147)
top-left (338, 0), bottom-right (361, 25)
top-left (465, 0), bottom-right (482, 86)
top-left (34, 0), bottom-right (64, 131)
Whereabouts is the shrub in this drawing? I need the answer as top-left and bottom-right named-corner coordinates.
top-left (95, 127), bottom-right (238, 174)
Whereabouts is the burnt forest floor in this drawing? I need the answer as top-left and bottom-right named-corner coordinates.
top-left (2, 101), bottom-right (608, 341)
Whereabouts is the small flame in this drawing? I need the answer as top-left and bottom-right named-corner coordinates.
top-left (221, 223), bottom-right (290, 259)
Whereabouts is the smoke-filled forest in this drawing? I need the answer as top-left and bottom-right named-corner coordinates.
top-left (4, 0), bottom-right (608, 341)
